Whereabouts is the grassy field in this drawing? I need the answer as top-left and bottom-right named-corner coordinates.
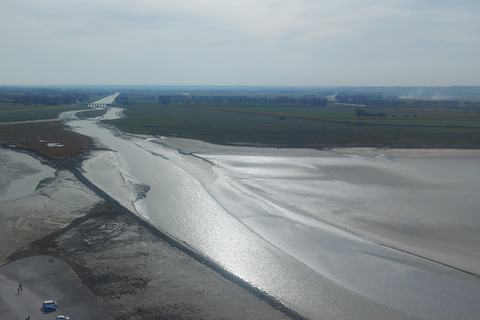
top-left (1, 92), bottom-right (479, 151)
top-left (199, 105), bottom-right (355, 119)
top-left (0, 103), bottom-right (87, 122)
top-left (0, 121), bottom-right (91, 158)
top-left (75, 109), bottom-right (107, 119)
top-left (0, 102), bottom-right (94, 158)
top-left (103, 103), bottom-right (480, 149)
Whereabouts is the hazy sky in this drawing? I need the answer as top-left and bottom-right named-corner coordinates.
top-left (1, 0), bottom-right (479, 86)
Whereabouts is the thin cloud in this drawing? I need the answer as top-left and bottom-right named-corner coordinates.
top-left (0, 0), bottom-right (479, 85)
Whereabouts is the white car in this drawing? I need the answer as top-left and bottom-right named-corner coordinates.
top-left (56, 316), bottom-right (70, 320)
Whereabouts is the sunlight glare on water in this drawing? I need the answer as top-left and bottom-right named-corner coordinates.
top-left (68, 109), bottom-right (480, 320)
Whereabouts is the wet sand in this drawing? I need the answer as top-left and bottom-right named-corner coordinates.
top-left (2, 127), bottom-right (480, 319)
top-left (2, 174), bottom-right (304, 320)
top-left (10, 201), bottom-right (302, 320)
top-left (156, 138), bottom-right (480, 276)
top-left (0, 167), bottom-right (102, 265)
top-left (0, 148), bottom-right (55, 201)
top-left (72, 120), bottom-right (480, 319)
top-left (0, 146), bottom-right (305, 319)
top-left (0, 255), bottom-right (114, 320)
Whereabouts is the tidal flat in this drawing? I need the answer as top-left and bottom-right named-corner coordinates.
top-left (0, 146), bottom-right (305, 320)
top-left (131, 137), bottom-right (480, 320)
top-left (0, 148), bottom-right (102, 265)
top-left (72, 106), bottom-right (480, 320)
top-left (2, 106), bottom-right (480, 319)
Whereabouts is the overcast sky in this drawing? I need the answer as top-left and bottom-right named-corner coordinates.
top-left (1, 0), bottom-right (479, 86)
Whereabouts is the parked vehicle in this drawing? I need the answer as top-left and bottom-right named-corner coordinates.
top-left (56, 316), bottom-right (70, 320)
top-left (42, 300), bottom-right (57, 312)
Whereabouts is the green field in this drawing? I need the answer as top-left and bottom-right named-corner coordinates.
top-left (201, 105), bottom-right (355, 118)
top-left (0, 103), bottom-right (87, 122)
top-left (1, 87), bottom-right (480, 150)
top-left (103, 103), bottom-right (480, 149)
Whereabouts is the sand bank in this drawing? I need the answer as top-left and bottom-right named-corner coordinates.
top-left (0, 148), bottom-right (55, 201)
top-left (73, 122), bottom-right (480, 319)
top-left (0, 168), bottom-right (102, 265)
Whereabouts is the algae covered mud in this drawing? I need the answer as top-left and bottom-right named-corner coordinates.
top-left (68, 108), bottom-right (480, 320)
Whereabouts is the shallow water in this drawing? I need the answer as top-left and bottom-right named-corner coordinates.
top-left (0, 148), bottom-right (55, 201)
top-left (195, 148), bottom-right (480, 275)
top-left (68, 109), bottom-right (480, 320)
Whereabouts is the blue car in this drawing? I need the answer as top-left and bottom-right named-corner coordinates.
top-left (42, 300), bottom-right (57, 312)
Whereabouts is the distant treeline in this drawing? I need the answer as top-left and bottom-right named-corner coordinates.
top-left (336, 94), bottom-right (480, 108)
top-left (157, 95), bottom-right (328, 107)
top-left (0, 92), bottom-right (89, 105)
top-left (116, 96), bottom-right (129, 104)
top-left (355, 108), bottom-right (387, 117)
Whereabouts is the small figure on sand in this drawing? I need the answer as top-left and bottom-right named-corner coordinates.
top-left (19, 282), bottom-right (23, 292)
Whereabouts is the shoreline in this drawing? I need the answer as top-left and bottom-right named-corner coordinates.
top-left (64, 124), bottom-right (480, 319)
top-left (144, 135), bottom-right (480, 276)
top-left (2, 118), bottom-right (480, 319)
top-left (1, 144), bottom-right (308, 319)
top-left (68, 167), bottom-right (308, 319)
top-left (0, 148), bottom-right (56, 201)
top-left (4, 137), bottom-right (480, 280)
top-left (6, 188), bottom-right (308, 320)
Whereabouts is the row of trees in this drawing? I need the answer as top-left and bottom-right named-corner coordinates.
top-left (464, 101), bottom-right (480, 107)
top-left (355, 109), bottom-right (387, 117)
top-left (116, 96), bottom-right (129, 104)
top-left (0, 93), bottom-right (89, 105)
top-left (157, 95), bottom-right (328, 107)
top-left (336, 95), bottom-right (465, 108)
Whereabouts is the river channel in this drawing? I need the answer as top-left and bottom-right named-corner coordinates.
top-left (67, 108), bottom-right (480, 320)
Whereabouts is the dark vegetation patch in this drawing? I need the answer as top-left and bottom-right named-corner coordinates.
top-left (75, 109), bottom-right (108, 119)
top-left (0, 103), bottom-right (87, 122)
top-left (129, 304), bottom-right (199, 320)
top-left (104, 103), bottom-right (480, 149)
top-left (0, 121), bottom-right (92, 158)
top-left (1, 86), bottom-right (480, 150)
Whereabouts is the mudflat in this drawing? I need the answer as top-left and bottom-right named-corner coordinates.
top-left (0, 122), bottom-right (304, 319)
top-left (7, 200), bottom-right (301, 320)
top-left (0, 169), bottom-right (102, 265)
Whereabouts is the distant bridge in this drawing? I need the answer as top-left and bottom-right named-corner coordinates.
top-left (88, 92), bottom-right (120, 107)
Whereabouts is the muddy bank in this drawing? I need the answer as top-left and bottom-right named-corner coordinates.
top-left (9, 199), bottom-right (305, 320)
top-left (0, 121), bottom-right (92, 159)
top-left (0, 144), bottom-right (305, 319)
top-left (0, 168), bottom-right (102, 265)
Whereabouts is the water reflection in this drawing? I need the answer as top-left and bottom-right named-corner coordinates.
top-left (0, 148), bottom-right (55, 201)
top-left (68, 109), bottom-right (480, 320)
